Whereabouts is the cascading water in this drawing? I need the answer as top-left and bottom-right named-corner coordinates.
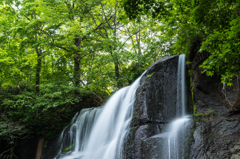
top-left (53, 55), bottom-right (190, 159)
top-left (54, 72), bottom-right (145, 159)
top-left (177, 54), bottom-right (186, 117)
top-left (165, 54), bottom-right (191, 159)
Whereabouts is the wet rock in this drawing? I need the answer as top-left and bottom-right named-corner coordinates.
top-left (230, 141), bottom-right (240, 155)
top-left (132, 56), bottom-right (178, 125)
top-left (231, 154), bottom-right (240, 159)
top-left (142, 133), bottom-right (168, 159)
top-left (131, 56), bottom-right (184, 127)
top-left (123, 124), bottom-right (163, 159)
top-left (191, 52), bottom-right (240, 115)
top-left (124, 55), bottom-right (192, 159)
top-left (189, 51), bottom-right (240, 158)
top-left (192, 69), bottom-right (227, 115)
top-left (222, 76), bottom-right (240, 112)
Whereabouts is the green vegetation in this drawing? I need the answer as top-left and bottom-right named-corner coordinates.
top-left (147, 72), bottom-right (155, 78)
top-left (123, 0), bottom-right (240, 85)
top-left (0, 0), bottom-right (239, 157)
top-left (194, 108), bottom-right (215, 121)
top-left (0, 0), bottom-right (167, 154)
top-left (63, 144), bottom-right (74, 154)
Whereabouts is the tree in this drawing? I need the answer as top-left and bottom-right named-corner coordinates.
top-left (123, 0), bottom-right (240, 85)
top-left (0, 0), bottom-right (168, 147)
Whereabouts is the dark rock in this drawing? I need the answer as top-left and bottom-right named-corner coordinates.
top-left (142, 133), bottom-right (168, 159)
top-left (132, 56), bottom-right (179, 127)
top-left (123, 124), bottom-right (163, 159)
top-left (191, 51), bottom-right (240, 115)
top-left (222, 76), bottom-right (240, 112)
top-left (189, 51), bottom-right (240, 158)
top-left (192, 68), bottom-right (228, 115)
top-left (124, 55), bottom-right (192, 159)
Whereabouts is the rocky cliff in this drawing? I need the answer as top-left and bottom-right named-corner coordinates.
top-left (189, 52), bottom-right (240, 159)
top-left (124, 52), bottom-right (240, 159)
top-left (123, 55), bottom-right (193, 159)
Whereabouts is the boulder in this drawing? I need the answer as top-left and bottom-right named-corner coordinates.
top-left (123, 55), bottom-right (192, 159)
top-left (131, 56), bottom-right (179, 126)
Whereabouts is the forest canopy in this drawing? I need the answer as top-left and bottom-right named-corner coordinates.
top-left (123, 0), bottom-right (240, 85)
top-left (0, 0), bottom-right (239, 148)
top-left (0, 0), bottom-right (168, 142)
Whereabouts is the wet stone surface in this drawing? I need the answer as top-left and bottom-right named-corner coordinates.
top-left (123, 55), bottom-right (192, 159)
top-left (189, 52), bottom-right (240, 159)
top-left (142, 133), bottom-right (168, 159)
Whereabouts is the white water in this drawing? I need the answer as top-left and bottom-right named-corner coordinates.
top-left (54, 72), bottom-right (145, 159)
top-left (54, 55), bottom-right (190, 159)
top-left (166, 54), bottom-right (191, 159)
top-left (177, 54), bottom-right (186, 117)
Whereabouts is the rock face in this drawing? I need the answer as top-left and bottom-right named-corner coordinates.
top-left (142, 133), bottom-right (168, 159)
top-left (189, 52), bottom-right (240, 159)
top-left (124, 52), bottom-right (240, 159)
top-left (132, 56), bottom-right (179, 126)
top-left (123, 55), bottom-right (192, 159)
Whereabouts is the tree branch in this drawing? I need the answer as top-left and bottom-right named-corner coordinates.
top-left (79, 79), bottom-right (104, 102)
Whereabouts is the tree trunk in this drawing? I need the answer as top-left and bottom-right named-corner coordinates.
top-left (73, 36), bottom-right (81, 95)
top-left (73, 53), bottom-right (81, 88)
top-left (35, 47), bottom-right (42, 93)
top-left (114, 58), bottom-right (122, 89)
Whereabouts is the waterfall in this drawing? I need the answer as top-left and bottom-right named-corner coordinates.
top-left (53, 55), bottom-right (191, 159)
top-left (166, 54), bottom-right (191, 159)
top-left (54, 72), bottom-right (144, 159)
top-left (177, 54), bottom-right (186, 117)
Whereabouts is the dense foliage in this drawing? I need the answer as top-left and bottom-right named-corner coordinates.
top-left (123, 0), bottom-right (240, 85)
top-left (0, 0), bottom-right (167, 155)
top-left (1, 0), bottom-right (239, 157)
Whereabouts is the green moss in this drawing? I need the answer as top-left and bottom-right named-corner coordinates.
top-left (194, 113), bottom-right (203, 118)
top-left (130, 126), bottom-right (139, 131)
top-left (132, 108), bottom-right (141, 120)
top-left (193, 109), bottom-right (215, 122)
top-left (206, 109), bottom-right (214, 117)
top-left (188, 71), bottom-right (195, 115)
top-left (130, 126), bottom-right (140, 136)
top-left (188, 70), bottom-right (193, 76)
top-left (147, 72), bottom-right (155, 78)
top-left (62, 144), bottom-right (74, 154)
top-left (193, 105), bottom-right (197, 114)
top-left (193, 113), bottom-right (203, 122)
top-left (225, 118), bottom-right (236, 121)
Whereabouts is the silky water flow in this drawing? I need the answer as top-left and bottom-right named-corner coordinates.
top-left (165, 54), bottom-right (191, 159)
top-left (53, 55), bottom-right (190, 159)
top-left (53, 72), bottom-right (145, 159)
